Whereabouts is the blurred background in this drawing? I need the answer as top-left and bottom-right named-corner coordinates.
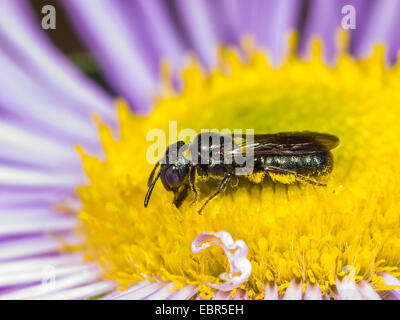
top-left (27, 0), bottom-right (400, 106)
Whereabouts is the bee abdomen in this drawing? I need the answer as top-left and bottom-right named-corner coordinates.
top-left (259, 152), bottom-right (333, 177)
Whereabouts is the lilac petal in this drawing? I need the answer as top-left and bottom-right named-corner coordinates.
top-left (351, 0), bottom-right (400, 64)
top-left (264, 283), bottom-right (279, 300)
top-left (0, 254), bottom-right (82, 274)
top-left (174, 0), bottom-right (218, 69)
top-left (60, 0), bottom-right (157, 112)
top-left (304, 283), bottom-right (323, 300)
top-left (335, 277), bottom-right (363, 300)
top-left (0, 266), bottom-right (104, 300)
top-left (0, 165), bottom-right (83, 189)
top-left (144, 282), bottom-right (176, 300)
top-left (0, 234), bottom-right (75, 261)
top-left (166, 285), bottom-right (197, 300)
top-left (299, 0), bottom-right (369, 63)
top-left (357, 280), bottom-right (381, 300)
top-left (251, 0), bottom-right (302, 65)
top-left (0, 0), bottom-right (115, 124)
top-left (0, 210), bottom-right (76, 237)
top-left (191, 231), bottom-right (252, 291)
top-left (121, 0), bottom-right (186, 73)
top-left (382, 272), bottom-right (400, 300)
top-left (283, 281), bottom-right (303, 300)
top-left (232, 289), bottom-right (248, 300)
top-left (0, 51), bottom-right (101, 151)
top-left (102, 280), bottom-right (152, 300)
top-left (111, 282), bottom-right (165, 300)
top-left (0, 263), bottom-right (94, 288)
top-left (205, 0), bottom-right (241, 45)
top-left (32, 280), bottom-right (116, 300)
top-left (212, 290), bottom-right (232, 300)
top-left (0, 120), bottom-right (82, 172)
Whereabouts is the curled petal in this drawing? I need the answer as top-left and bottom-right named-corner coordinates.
top-left (191, 231), bottom-right (251, 291)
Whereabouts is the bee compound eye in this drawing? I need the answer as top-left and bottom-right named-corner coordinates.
top-left (165, 166), bottom-right (181, 187)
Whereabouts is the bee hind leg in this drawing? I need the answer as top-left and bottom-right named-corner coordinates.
top-left (265, 166), bottom-right (326, 187)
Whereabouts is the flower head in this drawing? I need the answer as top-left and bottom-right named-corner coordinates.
top-left (76, 35), bottom-right (400, 299)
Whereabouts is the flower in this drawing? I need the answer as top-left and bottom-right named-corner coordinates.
top-left (1, 0), bottom-right (400, 300)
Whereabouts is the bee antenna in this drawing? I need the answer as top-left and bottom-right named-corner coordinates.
top-left (144, 165), bottom-right (162, 207)
top-left (147, 162), bottom-right (160, 187)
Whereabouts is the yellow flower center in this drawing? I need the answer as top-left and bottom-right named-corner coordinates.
top-left (75, 34), bottom-right (400, 298)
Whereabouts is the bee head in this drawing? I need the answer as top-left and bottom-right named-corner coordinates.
top-left (144, 141), bottom-right (190, 207)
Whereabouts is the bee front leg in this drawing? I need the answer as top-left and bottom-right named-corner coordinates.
top-left (173, 184), bottom-right (190, 208)
top-left (198, 174), bottom-right (231, 214)
top-left (189, 165), bottom-right (199, 203)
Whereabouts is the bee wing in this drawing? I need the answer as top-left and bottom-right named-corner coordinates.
top-left (225, 131), bottom-right (339, 156)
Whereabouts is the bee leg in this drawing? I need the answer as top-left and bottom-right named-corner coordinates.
top-left (198, 174), bottom-right (231, 214)
top-left (285, 184), bottom-right (289, 200)
top-left (265, 166), bottom-right (327, 187)
top-left (272, 181), bottom-right (276, 193)
top-left (189, 165), bottom-right (199, 203)
top-left (173, 184), bottom-right (190, 208)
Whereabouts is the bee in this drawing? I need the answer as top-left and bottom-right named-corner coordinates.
top-left (144, 131), bottom-right (339, 213)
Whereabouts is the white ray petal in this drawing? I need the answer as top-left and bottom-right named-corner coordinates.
top-left (212, 290), bottom-right (232, 300)
top-left (0, 265), bottom-right (104, 300)
top-left (264, 283), bottom-right (279, 300)
top-left (335, 277), bottom-right (363, 300)
top-left (0, 263), bottom-right (97, 287)
top-left (166, 285), bottom-right (197, 300)
top-left (111, 282), bottom-right (164, 300)
top-left (102, 280), bottom-right (152, 300)
top-left (32, 280), bottom-right (116, 300)
top-left (0, 217), bottom-right (76, 236)
top-left (191, 231), bottom-right (251, 291)
top-left (232, 289), bottom-right (247, 300)
top-left (357, 280), bottom-right (381, 300)
top-left (0, 254), bottom-right (83, 275)
top-left (144, 282), bottom-right (176, 300)
top-left (0, 166), bottom-right (83, 188)
top-left (0, 235), bottom-right (72, 261)
top-left (304, 283), bottom-right (323, 300)
top-left (283, 281), bottom-right (303, 300)
top-left (382, 272), bottom-right (400, 299)
top-left (0, 0), bottom-right (115, 120)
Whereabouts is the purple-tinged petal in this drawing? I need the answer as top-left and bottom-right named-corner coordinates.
top-left (0, 210), bottom-right (76, 237)
top-left (0, 233), bottom-right (76, 262)
top-left (191, 231), bottom-right (252, 292)
top-left (0, 0), bottom-right (115, 124)
top-left (335, 277), bottom-right (363, 300)
top-left (60, 0), bottom-right (157, 112)
top-left (144, 282), bottom-right (176, 300)
top-left (351, 0), bottom-right (400, 64)
top-left (166, 285), bottom-right (197, 300)
top-left (212, 290), bottom-right (232, 300)
top-left (120, 0), bottom-right (186, 73)
top-left (0, 52), bottom-right (101, 153)
top-left (173, 0), bottom-right (219, 69)
top-left (357, 280), bottom-right (381, 300)
top-left (232, 289), bottom-right (248, 300)
top-left (299, 0), bottom-right (369, 63)
top-left (251, 0), bottom-right (302, 65)
top-left (32, 280), bottom-right (116, 300)
top-left (0, 264), bottom-right (105, 300)
top-left (382, 272), bottom-right (400, 300)
top-left (283, 281), bottom-right (303, 300)
top-left (205, 0), bottom-right (241, 46)
top-left (304, 283), bottom-right (323, 300)
top-left (264, 283), bottom-right (279, 300)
